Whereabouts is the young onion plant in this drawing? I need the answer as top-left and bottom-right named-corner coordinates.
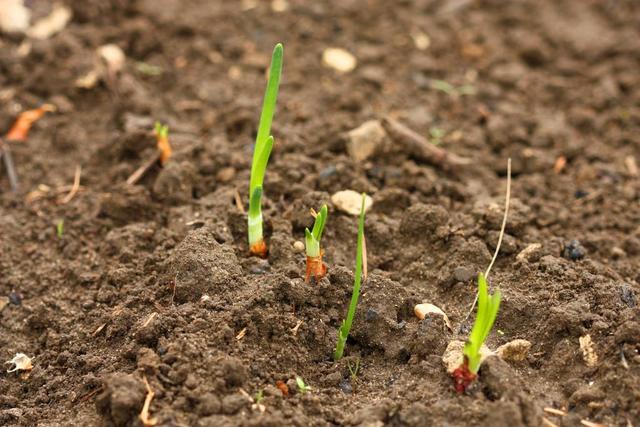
top-left (305, 205), bottom-right (328, 283)
top-left (248, 43), bottom-right (283, 257)
top-left (453, 273), bottom-right (501, 392)
top-left (454, 158), bottom-right (511, 393)
top-left (334, 194), bottom-right (367, 361)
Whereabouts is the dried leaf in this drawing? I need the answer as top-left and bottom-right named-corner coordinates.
top-left (5, 353), bottom-right (33, 373)
top-left (579, 335), bottom-right (598, 367)
top-left (6, 104), bottom-right (56, 141)
top-left (414, 303), bottom-right (452, 330)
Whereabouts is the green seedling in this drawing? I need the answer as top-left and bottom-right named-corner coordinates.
top-left (56, 219), bottom-right (64, 238)
top-left (430, 79), bottom-right (476, 97)
top-left (295, 376), bottom-right (311, 394)
top-left (348, 358), bottom-right (360, 382)
top-left (304, 205), bottom-right (328, 283)
top-left (454, 159), bottom-right (511, 393)
top-left (248, 43), bottom-right (283, 258)
top-left (453, 273), bottom-right (501, 392)
top-left (254, 389), bottom-right (264, 404)
top-left (135, 62), bottom-right (163, 76)
top-left (334, 194), bottom-right (367, 361)
top-left (429, 127), bottom-right (445, 145)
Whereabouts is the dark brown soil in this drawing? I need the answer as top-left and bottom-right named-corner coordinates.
top-left (1, 0), bottom-right (639, 426)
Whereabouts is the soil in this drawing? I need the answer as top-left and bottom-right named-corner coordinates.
top-left (1, 0), bottom-right (639, 426)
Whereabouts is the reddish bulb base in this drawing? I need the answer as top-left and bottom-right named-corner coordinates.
top-left (305, 251), bottom-right (327, 283)
top-left (249, 240), bottom-right (268, 258)
top-left (452, 361), bottom-right (477, 394)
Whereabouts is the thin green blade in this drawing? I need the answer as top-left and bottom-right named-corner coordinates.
top-left (312, 205), bottom-right (328, 241)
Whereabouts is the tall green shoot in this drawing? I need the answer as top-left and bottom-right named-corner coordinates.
top-left (463, 273), bottom-right (501, 373)
top-left (248, 43), bottom-right (283, 257)
top-left (454, 158), bottom-right (511, 392)
top-left (334, 194), bottom-right (367, 361)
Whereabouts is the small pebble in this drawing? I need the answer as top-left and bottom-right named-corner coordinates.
top-left (620, 285), bottom-right (636, 308)
top-left (347, 120), bottom-right (387, 162)
top-left (8, 291), bottom-right (22, 305)
top-left (365, 308), bottom-right (378, 320)
top-left (563, 239), bottom-right (586, 260)
top-left (339, 378), bottom-right (352, 394)
top-left (453, 266), bottom-right (474, 282)
top-left (292, 241), bottom-right (305, 253)
top-left (611, 246), bottom-right (626, 259)
top-left (322, 48), bottom-right (357, 73)
top-left (216, 167), bottom-right (236, 183)
top-left (331, 190), bottom-right (373, 216)
top-left (574, 190), bottom-right (588, 199)
top-left (319, 165), bottom-right (337, 179)
top-left (516, 243), bottom-right (542, 263)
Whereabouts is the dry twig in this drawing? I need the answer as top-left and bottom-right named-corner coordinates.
top-left (381, 117), bottom-right (470, 170)
top-left (59, 165), bottom-right (82, 204)
top-left (139, 375), bottom-right (157, 426)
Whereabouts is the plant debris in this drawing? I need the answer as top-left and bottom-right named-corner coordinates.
top-left (414, 303), bottom-right (452, 330)
top-left (5, 353), bottom-right (33, 373)
top-left (6, 104), bottom-right (56, 142)
top-left (579, 335), bottom-right (598, 367)
top-left (139, 375), bottom-right (157, 427)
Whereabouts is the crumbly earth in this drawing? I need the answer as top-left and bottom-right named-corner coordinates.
top-left (1, 0), bottom-right (639, 426)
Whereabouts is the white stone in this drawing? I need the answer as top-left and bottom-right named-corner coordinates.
top-left (331, 191), bottom-right (372, 216)
top-left (322, 48), bottom-right (357, 73)
top-left (347, 120), bottom-right (387, 162)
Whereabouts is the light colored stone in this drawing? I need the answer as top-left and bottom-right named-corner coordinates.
top-left (271, 0), bottom-right (289, 12)
top-left (27, 4), bottom-right (71, 39)
top-left (496, 339), bottom-right (531, 362)
top-left (442, 340), bottom-right (493, 374)
top-left (347, 120), bottom-right (387, 162)
top-left (414, 303), bottom-right (452, 330)
top-left (216, 167), bottom-right (236, 183)
top-left (331, 190), bottom-right (372, 216)
top-left (293, 241), bottom-right (305, 253)
top-left (412, 31), bottom-right (431, 50)
top-left (0, 0), bottom-right (30, 34)
top-left (516, 243), bottom-right (542, 263)
top-left (98, 44), bottom-right (126, 74)
top-left (322, 48), bottom-right (357, 73)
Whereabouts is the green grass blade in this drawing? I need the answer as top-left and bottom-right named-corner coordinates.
top-left (250, 136), bottom-right (274, 196)
top-left (256, 43), bottom-right (283, 149)
top-left (334, 194), bottom-right (366, 361)
top-left (250, 43), bottom-right (283, 193)
top-left (463, 272), bottom-right (501, 373)
top-left (312, 205), bottom-right (328, 241)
